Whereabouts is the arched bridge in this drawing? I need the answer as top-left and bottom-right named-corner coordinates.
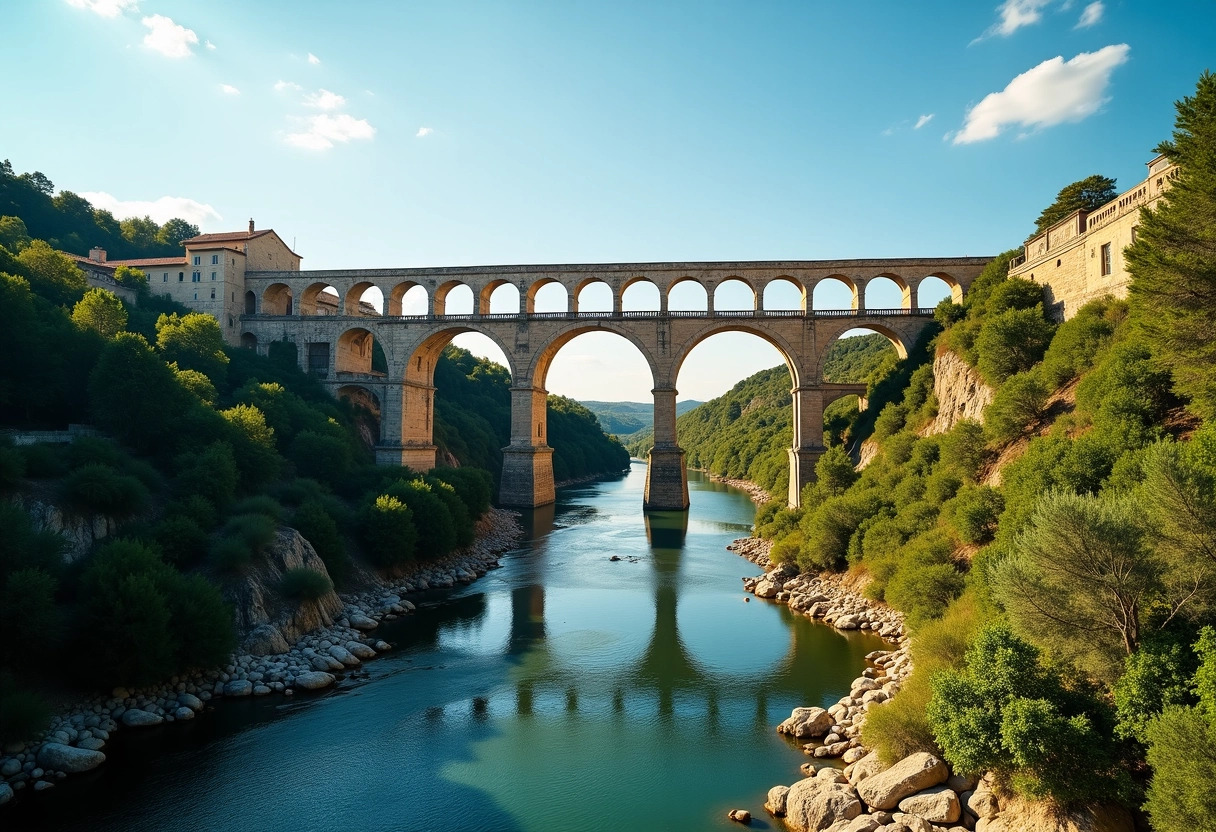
top-left (237, 257), bottom-right (990, 510)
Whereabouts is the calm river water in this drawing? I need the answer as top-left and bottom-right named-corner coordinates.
top-left (19, 462), bottom-right (884, 832)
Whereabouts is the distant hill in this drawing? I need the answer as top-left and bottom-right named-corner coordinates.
top-left (580, 399), bottom-right (701, 437)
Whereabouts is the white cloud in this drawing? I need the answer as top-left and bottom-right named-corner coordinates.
top-left (416, 127), bottom-right (434, 138)
top-left (220, 84), bottom-right (240, 95)
top-left (303, 89), bottom-right (346, 110)
top-left (205, 40), bottom-right (216, 50)
top-left (953, 44), bottom-right (1130, 144)
top-left (974, 0), bottom-right (1051, 41)
top-left (274, 80), bottom-right (302, 92)
top-left (65, 0), bottom-right (138, 18)
top-left (1076, 1), bottom-right (1104, 27)
top-left (307, 52), bottom-right (321, 65)
top-left (914, 114), bottom-right (934, 129)
top-left (141, 14), bottom-right (198, 58)
top-left (80, 191), bottom-right (222, 228)
top-left (285, 114), bottom-right (376, 150)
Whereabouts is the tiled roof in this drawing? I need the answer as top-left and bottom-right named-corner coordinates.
top-left (182, 230), bottom-right (273, 245)
top-left (105, 257), bottom-right (187, 267)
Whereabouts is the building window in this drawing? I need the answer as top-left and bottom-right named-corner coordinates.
top-left (1101, 243), bottom-right (1112, 276)
top-left (193, 292), bottom-right (198, 300)
top-left (211, 254), bottom-right (219, 265)
top-left (193, 255), bottom-right (200, 265)
top-left (1131, 226), bottom-right (1138, 244)
top-left (192, 271), bottom-right (200, 282)
top-left (211, 271), bottom-right (216, 280)
top-left (162, 273), bottom-right (168, 283)
top-left (210, 289), bottom-right (216, 299)
top-left (179, 272), bottom-right (184, 282)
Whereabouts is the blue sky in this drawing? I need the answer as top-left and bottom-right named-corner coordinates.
top-left (5, 1), bottom-right (1214, 401)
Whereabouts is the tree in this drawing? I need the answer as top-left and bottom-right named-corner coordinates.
top-left (1126, 71), bottom-right (1216, 419)
top-left (88, 332), bottom-right (195, 455)
top-left (1032, 174), bottom-right (1117, 236)
top-left (71, 287), bottom-right (127, 337)
top-left (157, 218), bottom-right (199, 247)
top-left (16, 239), bottom-right (86, 307)
top-left (155, 312), bottom-right (229, 383)
top-left (120, 215), bottom-right (159, 250)
top-left (0, 215), bottom-right (30, 251)
top-left (975, 307), bottom-right (1055, 386)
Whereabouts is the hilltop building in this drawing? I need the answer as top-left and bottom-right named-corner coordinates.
top-left (1010, 154), bottom-right (1180, 320)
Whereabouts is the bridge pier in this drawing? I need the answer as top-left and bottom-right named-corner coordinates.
top-left (376, 380), bottom-right (439, 470)
top-left (644, 387), bottom-right (689, 510)
top-left (788, 446), bottom-right (825, 507)
top-left (499, 384), bottom-right (556, 507)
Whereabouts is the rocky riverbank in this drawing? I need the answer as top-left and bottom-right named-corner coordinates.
top-left (706, 473), bottom-right (771, 505)
top-left (0, 507), bottom-right (524, 809)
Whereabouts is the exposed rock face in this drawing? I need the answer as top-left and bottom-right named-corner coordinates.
top-left (10, 494), bottom-right (118, 563)
top-left (224, 527), bottom-right (343, 656)
top-left (975, 794), bottom-right (1134, 832)
top-left (784, 776), bottom-right (863, 832)
top-left (921, 348), bottom-right (994, 436)
top-left (855, 752), bottom-right (948, 810)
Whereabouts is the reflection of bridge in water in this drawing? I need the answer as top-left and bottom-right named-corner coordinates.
top-left (498, 510), bottom-right (876, 728)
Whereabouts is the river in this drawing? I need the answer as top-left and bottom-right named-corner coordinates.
top-left (18, 462), bottom-right (885, 832)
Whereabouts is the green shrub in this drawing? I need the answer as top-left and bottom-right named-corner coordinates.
top-left (1143, 706), bottom-right (1216, 832)
top-left (174, 442), bottom-right (238, 509)
top-left (946, 485), bottom-right (1005, 544)
top-left (210, 536), bottom-right (254, 572)
top-left (770, 530), bottom-right (802, 565)
top-left (885, 562), bottom-right (965, 627)
top-left (221, 512), bottom-right (278, 552)
top-left (0, 672), bottom-right (51, 745)
top-left (975, 306), bottom-right (1056, 386)
top-left (382, 479), bottom-right (457, 558)
top-left (230, 495), bottom-right (284, 522)
top-left (289, 430), bottom-right (354, 485)
top-left (984, 277), bottom-right (1045, 316)
top-left (1114, 634), bottom-right (1196, 740)
top-left (984, 369), bottom-right (1051, 443)
top-left (360, 494), bottom-right (417, 568)
top-left (169, 494), bottom-right (218, 529)
top-left (292, 500), bottom-right (349, 586)
top-left (0, 568), bottom-right (60, 669)
top-left (861, 666), bottom-right (941, 763)
top-left (280, 567), bottom-right (334, 601)
top-left (59, 463), bottom-right (149, 518)
top-left (164, 573), bottom-right (234, 669)
top-left (20, 442), bottom-right (68, 478)
top-left (938, 420), bottom-right (988, 480)
top-left (152, 514), bottom-right (209, 567)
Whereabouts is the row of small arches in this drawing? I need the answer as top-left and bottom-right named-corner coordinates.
top-left (247, 273), bottom-right (964, 318)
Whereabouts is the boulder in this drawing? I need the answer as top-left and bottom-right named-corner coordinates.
top-left (976, 795), bottom-right (1134, 832)
top-left (783, 776), bottom-right (863, 832)
top-left (754, 579), bottom-right (780, 599)
top-left (778, 707), bottom-right (834, 739)
top-left (294, 671), bottom-right (336, 690)
top-left (77, 737), bottom-right (106, 751)
top-left (311, 654), bottom-right (344, 672)
top-left (825, 817), bottom-right (880, 832)
top-left (0, 782), bottom-right (12, 806)
top-left (327, 645), bottom-right (361, 667)
top-left (121, 708), bottom-right (164, 727)
top-left (855, 752), bottom-right (948, 810)
top-left (177, 693), bottom-right (203, 712)
top-left (243, 624), bottom-right (290, 657)
top-left (835, 614), bottom-right (861, 630)
top-left (966, 787), bottom-right (1000, 820)
top-left (892, 814), bottom-right (934, 832)
top-left (898, 786), bottom-right (961, 823)
top-left (846, 750), bottom-right (886, 786)
top-left (174, 707), bottom-right (195, 720)
top-left (36, 743), bottom-right (105, 774)
top-left (224, 680), bottom-right (253, 697)
top-left (345, 641), bottom-right (377, 660)
top-left (727, 808), bottom-right (752, 824)
top-left (349, 614), bottom-right (379, 631)
top-left (765, 785), bottom-right (790, 816)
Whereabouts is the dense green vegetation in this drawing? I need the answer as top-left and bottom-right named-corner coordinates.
top-left (745, 72), bottom-right (1216, 826)
top-left (580, 399), bottom-right (702, 438)
top-left (625, 333), bottom-right (896, 495)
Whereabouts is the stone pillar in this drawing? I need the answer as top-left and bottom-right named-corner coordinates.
top-left (644, 387), bottom-right (689, 510)
top-left (706, 285), bottom-right (715, 316)
top-left (500, 384), bottom-right (556, 507)
top-left (906, 280), bottom-right (919, 312)
top-left (853, 279), bottom-right (865, 312)
top-left (612, 286), bottom-right (623, 317)
top-left (787, 385), bottom-right (826, 507)
top-left (376, 380), bottom-right (438, 469)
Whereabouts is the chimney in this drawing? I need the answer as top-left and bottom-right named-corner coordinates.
top-left (89, 247), bottom-right (106, 263)
top-left (249, 218), bottom-right (255, 233)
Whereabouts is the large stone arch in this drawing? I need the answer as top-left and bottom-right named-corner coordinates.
top-left (528, 323), bottom-right (659, 390)
top-left (814, 319), bottom-right (917, 382)
top-left (262, 283), bottom-right (293, 316)
top-left (668, 322), bottom-right (803, 390)
top-left (389, 280), bottom-right (429, 316)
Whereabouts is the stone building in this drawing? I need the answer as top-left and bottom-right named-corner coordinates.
top-left (1009, 154), bottom-right (1180, 319)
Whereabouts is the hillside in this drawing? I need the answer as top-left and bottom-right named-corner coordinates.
top-left (580, 399), bottom-right (702, 437)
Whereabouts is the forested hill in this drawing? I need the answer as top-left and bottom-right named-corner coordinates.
top-left (624, 333), bottom-right (896, 495)
top-left (580, 399), bottom-right (702, 438)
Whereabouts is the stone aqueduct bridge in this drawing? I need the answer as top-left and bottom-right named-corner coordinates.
top-left (237, 258), bottom-right (989, 510)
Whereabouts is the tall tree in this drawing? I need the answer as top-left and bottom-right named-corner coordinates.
top-left (71, 288), bottom-right (128, 338)
top-left (157, 218), bottom-right (199, 247)
top-left (1032, 174), bottom-right (1117, 236)
top-left (1126, 71), bottom-right (1216, 419)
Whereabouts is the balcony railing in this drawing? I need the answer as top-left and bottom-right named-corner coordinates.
top-left (242, 307), bottom-right (936, 323)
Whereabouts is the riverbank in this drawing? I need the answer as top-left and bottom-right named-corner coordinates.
top-left (0, 507), bottom-right (524, 808)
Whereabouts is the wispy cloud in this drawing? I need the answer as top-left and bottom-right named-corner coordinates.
top-left (914, 114), bottom-right (934, 130)
top-left (274, 80), bottom-right (302, 92)
top-left (973, 0), bottom-right (1051, 42)
top-left (416, 127), bottom-right (434, 138)
top-left (952, 44), bottom-right (1130, 144)
top-left (205, 40), bottom-right (216, 50)
top-left (81, 191), bottom-right (222, 227)
top-left (303, 89), bottom-right (346, 110)
top-left (307, 52), bottom-right (321, 65)
top-left (65, 0), bottom-right (138, 18)
top-left (141, 14), bottom-right (198, 58)
top-left (220, 84), bottom-right (240, 95)
top-left (285, 114), bottom-right (376, 150)
top-left (1076, 1), bottom-right (1104, 27)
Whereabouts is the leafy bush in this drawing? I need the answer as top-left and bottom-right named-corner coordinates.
top-left (885, 562), bottom-right (964, 627)
top-left (946, 485), bottom-right (1004, 544)
top-left (431, 466), bottom-right (493, 518)
top-left (0, 441), bottom-right (24, 493)
top-left (230, 495), bottom-right (284, 522)
top-left (0, 568), bottom-right (60, 669)
top-left (0, 671), bottom-right (50, 745)
top-left (360, 494), bottom-right (417, 569)
top-left (937, 420), bottom-right (988, 480)
top-left (58, 463), bottom-right (149, 518)
top-left (289, 430), bottom-right (355, 485)
top-left (382, 478), bottom-right (457, 558)
top-left (280, 567), bottom-right (333, 601)
top-left (20, 442), bottom-right (68, 478)
top-left (292, 500), bottom-right (349, 586)
top-left (174, 441), bottom-right (238, 510)
top-left (975, 306), bottom-right (1055, 386)
top-left (984, 369), bottom-right (1051, 443)
top-left (151, 514), bottom-right (209, 567)
top-left (164, 573), bottom-right (234, 669)
top-left (1143, 705), bottom-right (1216, 831)
top-left (1114, 633), bottom-right (1196, 740)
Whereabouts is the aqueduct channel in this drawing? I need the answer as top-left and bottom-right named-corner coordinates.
top-left (238, 258), bottom-right (989, 510)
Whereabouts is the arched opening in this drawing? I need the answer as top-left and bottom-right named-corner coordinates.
top-left (346, 282), bottom-right (384, 316)
top-left (820, 330), bottom-right (900, 448)
top-left (240, 332), bottom-right (258, 351)
top-left (919, 273), bottom-right (963, 307)
top-left (435, 281), bottom-right (474, 316)
top-left (621, 278), bottom-right (660, 313)
top-left (337, 384), bottom-right (382, 449)
top-left (449, 331), bottom-right (512, 373)
top-left (526, 278), bottom-right (569, 315)
top-left (336, 327), bottom-right (387, 376)
top-left (480, 280), bottom-right (521, 315)
top-left (262, 283), bottom-right (293, 316)
top-left (668, 278), bottom-right (708, 312)
top-left (537, 329), bottom-right (656, 405)
top-left (301, 282), bottom-right (342, 316)
top-left (574, 279), bottom-right (613, 315)
top-left (761, 277), bottom-right (805, 312)
top-left (244, 290), bottom-right (256, 315)
top-left (864, 275), bottom-right (908, 311)
top-left (390, 282), bottom-right (429, 316)
top-left (812, 275), bottom-right (858, 311)
top-left (713, 278), bottom-right (755, 313)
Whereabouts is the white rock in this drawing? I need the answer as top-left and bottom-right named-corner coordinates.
top-left (348, 614), bottom-right (379, 631)
top-left (345, 641), bottom-right (377, 660)
top-left (293, 672), bottom-right (336, 690)
top-left (224, 680), bottom-right (253, 697)
top-left (177, 693), bottom-right (203, 712)
top-left (327, 645), bottom-right (361, 667)
top-left (898, 786), bottom-right (961, 823)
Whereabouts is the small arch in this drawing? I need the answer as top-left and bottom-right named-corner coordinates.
top-left (346, 281), bottom-right (384, 316)
top-left (337, 384), bottom-right (382, 448)
top-left (262, 283), bottom-right (293, 316)
top-left (621, 278), bottom-right (660, 313)
top-left (335, 327), bottom-right (386, 375)
top-left (479, 280), bottom-right (521, 315)
top-left (434, 281), bottom-right (474, 316)
top-left (865, 274), bottom-right (909, 311)
top-left (244, 290), bottom-right (256, 315)
top-left (925, 271), bottom-right (964, 304)
top-left (916, 275), bottom-right (956, 310)
top-left (526, 278), bottom-right (569, 314)
top-left (240, 332), bottom-right (258, 351)
top-left (390, 281), bottom-right (429, 316)
top-left (762, 277), bottom-right (805, 312)
top-left (812, 275), bottom-right (858, 311)
top-left (713, 277), bottom-right (756, 312)
top-left (574, 278), bottom-right (613, 314)
top-left (301, 282), bottom-right (342, 316)
top-left (667, 277), bottom-right (708, 312)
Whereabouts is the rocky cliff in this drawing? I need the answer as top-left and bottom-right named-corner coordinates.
top-left (921, 348), bottom-right (993, 436)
